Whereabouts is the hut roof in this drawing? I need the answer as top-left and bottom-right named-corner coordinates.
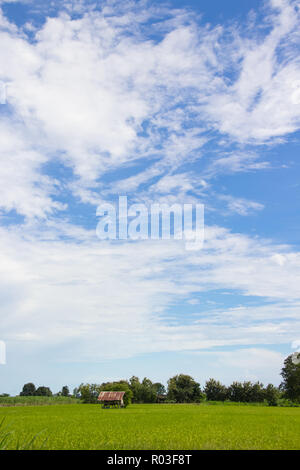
top-left (98, 391), bottom-right (125, 401)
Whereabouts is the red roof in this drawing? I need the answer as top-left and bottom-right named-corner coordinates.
top-left (98, 391), bottom-right (125, 401)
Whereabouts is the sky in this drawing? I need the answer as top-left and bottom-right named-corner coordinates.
top-left (0, 0), bottom-right (300, 395)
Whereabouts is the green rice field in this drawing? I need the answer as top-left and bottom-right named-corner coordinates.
top-left (0, 403), bottom-right (300, 450)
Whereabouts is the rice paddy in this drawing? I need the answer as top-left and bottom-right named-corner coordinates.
top-left (0, 403), bottom-right (299, 450)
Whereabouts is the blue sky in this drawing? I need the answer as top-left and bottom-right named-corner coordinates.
top-left (0, 0), bottom-right (300, 395)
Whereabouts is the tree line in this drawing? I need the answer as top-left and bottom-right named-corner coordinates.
top-left (74, 375), bottom-right (281, 406)
top-left (15, 353), bottom-right (300, 405)
top-left (19, 383), bottom-right (70, 398)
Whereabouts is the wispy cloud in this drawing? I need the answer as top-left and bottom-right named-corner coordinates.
top-left (0, 223), bottom-right (299, 361)
top-left (0, 0), bottom-right (300, 378)
top-left (218, 194), bottom-right (264, 216)
top-left (0, 0), bottom-right (299, 215)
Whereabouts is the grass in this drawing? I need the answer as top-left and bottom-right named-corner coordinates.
top-left (0, 417), bottom-right (48, 450)
top-left (0, 403), bottom-right (300, 450)
top-left (0, 396), bottom-right (80, 407)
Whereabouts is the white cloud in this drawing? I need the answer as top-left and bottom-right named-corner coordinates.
top-left (208, 348), bottom-right (284, 371)
top-left (0, 4), bottom-right (216, 211)
top-left (203, 0), bottom-right (300, 143)
top-left (0, 0), bottom-right (298, 217)
top-left (205, 152), bottom-right (270, 178)
top-left (192, 348), bottom-right (285, 384)
top-left (0, 120), bottom-right (65, 218)
top-left (218, 348), bottom-right (285, 378)
top-left (271, 253), bottom-right (287, 266)
top-left (0, 223), bottom-right (300, 361)
top-left (0, 0), bottom-right (300, 369)
top-left (218, 195), bottom-right (264, 216)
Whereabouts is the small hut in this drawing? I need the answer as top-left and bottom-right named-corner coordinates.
top-left (98, 391), bottom-right (125, 408)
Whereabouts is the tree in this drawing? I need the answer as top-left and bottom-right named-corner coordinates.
top-left (264, 384), bottom-right (280, 406)
top-left (227, 382), bottom-right (245, 402)
top-left (129, 376), bottom-right (141, 402)
top-left (61, 386), bottom-right (70, 397)
top-left (249, 382), bottom-right (265, 403)
top-left (35, 386), bottom-right (52, 396)
top-left (152, 383), bottom-right (166, 396)
top-left (129, 376), bottom-right (157, 403)
top-left (20, 383), bottom-right (36, 396)
top-left (140, 378), bottom-right (157, 403)
top-left (204, 379), bottom-right (227, 401)
top-left (167, 374), bottom-right (202, 403)
top-left (73, 387), bottom-right (80, 398)
top-left (280, 354), bottom-right (300, 402)
top-left (227, 381), bottom-right (265, 403)
top-left (242, 381), bottom-right (255, 402)
top-left (77, 383), bottom-right (101, 404)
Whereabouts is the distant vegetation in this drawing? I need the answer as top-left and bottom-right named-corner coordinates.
top-left (75, 376), bottom-right (283, 406)
top-left (74, 353), bottom-right (300, 406)
top-left (19, 383), bottom-right (70, 397)
top-left (76, 353), bottom-right (300, 406)
top-left (1, 354), bottom-right (299, 407)
top-left (0, 396), bottom-right (80, 407)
